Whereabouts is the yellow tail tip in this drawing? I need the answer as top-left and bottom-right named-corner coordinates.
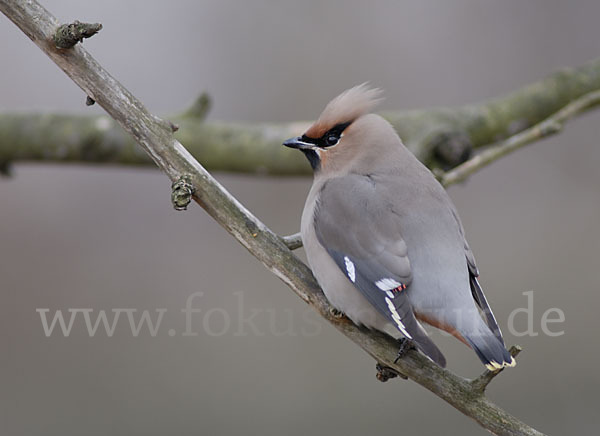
top-left (485, 357), bottom-right (516, 371)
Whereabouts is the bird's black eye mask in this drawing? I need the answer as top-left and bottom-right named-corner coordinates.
top-left (301, 121), bottom-right (352, 148)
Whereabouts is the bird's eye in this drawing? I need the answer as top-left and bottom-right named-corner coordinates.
top-left (325, 135), bottom-right (339, 146)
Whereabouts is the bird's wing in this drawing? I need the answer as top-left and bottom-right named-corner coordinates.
top-left (450, 207), bottom-right (504, 344)
top-left (313, 174), bottom-right (445, 366)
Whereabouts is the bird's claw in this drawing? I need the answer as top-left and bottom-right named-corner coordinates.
top-left (328, 307), bottom-right (345, 319)
top-left (393, 337), bottom-right (416, 364)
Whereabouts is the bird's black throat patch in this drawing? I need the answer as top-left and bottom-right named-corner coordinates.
top-left (301, 149), bottom-right (321, 171)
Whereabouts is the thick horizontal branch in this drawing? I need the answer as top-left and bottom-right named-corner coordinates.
top-left (393, 57), bottom-right (600, 164)
top-left (0, 1), bottom-right (545, 435)
top-left (0, 56), bottom-right (599, 175)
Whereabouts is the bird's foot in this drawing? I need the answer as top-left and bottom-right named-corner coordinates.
top-left (328, 307), bottom-right (345, 319)
top-left (375, 362), bottom-right (407, 382)
top-left (393, 337), bottom-right (416, 364)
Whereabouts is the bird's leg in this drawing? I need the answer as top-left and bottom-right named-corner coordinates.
top-left (393, 337), bottom-right (416, 364)
top-left (375, 337), bottom-right (415, 382)
top-left (375, 362), bottom-right (407, 382)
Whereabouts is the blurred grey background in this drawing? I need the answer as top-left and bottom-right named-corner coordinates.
top-left (2, 1), bottom-right (600, 435)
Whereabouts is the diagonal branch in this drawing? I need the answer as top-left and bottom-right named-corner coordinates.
top-left (0, 1), bottom-right (545, 435)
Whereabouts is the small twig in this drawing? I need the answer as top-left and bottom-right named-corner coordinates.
top-left (181, 92), bottom-right (212, 121)
top-left (53, 20), bottom-right (102, 49)
top-left (440, 90), bottom-right (600, 187)
top-left (282, 232), bottom-right (302, 250)
top-left (471, 345), bottom-right (523, 393)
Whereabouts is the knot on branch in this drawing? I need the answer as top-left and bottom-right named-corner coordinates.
top-left (182, 92), bottom-right (212, 121)
top-left (539, 120), bottom-right (562, 136)
top-left (430, 131), bottom-right (473, 170)
top-left (171, 175), bottom-right (195, 211)
top-left (53, 20), bottom-right (102, 49)
top-left (375, 363), bottom-right (407, 382)
top-left (168, 121), bottom-right (180, 132)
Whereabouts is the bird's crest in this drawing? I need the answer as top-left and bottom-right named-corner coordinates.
top-left (305, 83), bottom-right (383, 138)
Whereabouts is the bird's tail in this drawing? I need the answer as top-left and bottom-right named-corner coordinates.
top-left (464, 323), bottom-right (515, 371)
top-left (410, 323), bottom-right (447, 368)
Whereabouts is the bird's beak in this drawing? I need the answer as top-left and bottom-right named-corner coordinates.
top-left (283, 136), bottom-right (314, 150)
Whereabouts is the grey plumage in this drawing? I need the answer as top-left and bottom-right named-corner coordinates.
top-left (285, 85), bottom-right (514, 370)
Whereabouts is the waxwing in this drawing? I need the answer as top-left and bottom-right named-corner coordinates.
top-left (283, 84), bottom-right (515, 370)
